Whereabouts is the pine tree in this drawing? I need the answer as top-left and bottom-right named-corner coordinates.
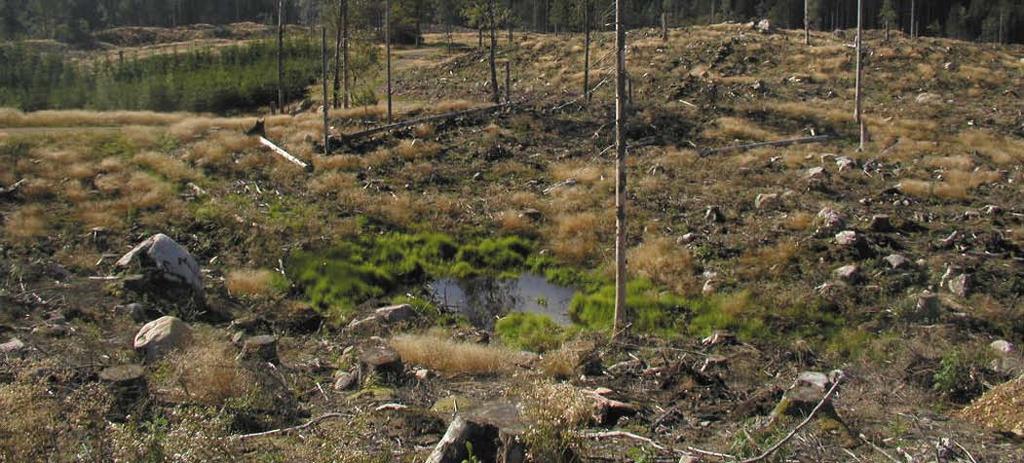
top-left (879, 0), bottom-right (896, 41)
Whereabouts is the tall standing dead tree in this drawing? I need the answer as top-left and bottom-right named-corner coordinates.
top-left (277, 0), bottom-right (285, 112)
top-left (804, 0), bottom-right (811, 45)
top-left (342, 0), bottom-right (349, 108)
top-left (332, 0), bottom-right (342, 108)
top-left (321, 26), bottom-right (329, 155)
top-left (489, 0), bottom-right (499, 104)
top-left (583, 0), bottom-right (591, 102)
top-left (613, 0), bottom-right (627, 338)
top-left (855, 0), bottom-right (865, 151)
top-left (385, 0), bottom-right (393, 123)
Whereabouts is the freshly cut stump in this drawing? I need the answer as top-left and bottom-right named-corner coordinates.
top-left (99, 364), bottom-right (148, 421)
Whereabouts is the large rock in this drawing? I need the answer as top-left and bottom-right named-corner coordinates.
top-left (0, 338), bottom-right (26, 353)
top-left (133, 316), bottom-right (193, 361)
top-left (375, 304), bottom-right (416, 323)
top-left (773, 371), bottom-right (837, 418)
top-left (116, 234), bottom-right (204, 302)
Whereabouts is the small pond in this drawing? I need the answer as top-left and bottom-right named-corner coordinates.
top-left (427, 273), bottom-right (576, 329)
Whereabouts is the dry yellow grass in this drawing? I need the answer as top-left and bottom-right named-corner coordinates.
top-left (769, 101), bottom-right (851, 125)
top-left (390, 334), bottom-right (520, 375)
top-left (958, 130), bottom-right (1024, 165)
top-left (0, 108), bottom-right (189, 127)
top-left (548, 212), bottom-right (602, 264)
top-left (924, 155), bottom-right (974, 171)
top-left (335, 104), bottom-right (387, 121)
top-left (123, 172), bottom-right (174, 209)
top-left (628, 236), bottom-right (696, 294)
top-left (413, 123), bottom-right (435, 138)
top-left (394, 139), bottom-right (442, 161)
top-left (549, 161), bottom-right (605, 184)
top-left (738, 241), bottom-right (799, 279)
top-left (164, 340), bottom-right (255, 406)
top-left (3, 205), bottom-right (48, 243)
top-left (133, 151), bottom-right (197, 181)
top-left (225, 269), bottom-right (281, 298)
top-left (495, 209), bottom-right (535, 235)
top-left (313, 154), bottom-right (362, 171)
top-left (783, 212), bottom-right (815, 231)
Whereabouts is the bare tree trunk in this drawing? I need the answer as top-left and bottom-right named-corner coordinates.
top-left (613, 0), bottom-right (627, 339)
top-left (505, 60), bottom-right (511, 102)
top-left (910, 0), bottom-right (915, 37)
top-left (385, 0), bottom-right (393, 123)
top-left (343, 0), bottom-right (349, 108)
top-left (278, 0), bottom-right (285, 111)
top-left (583, 0), bottom-right (591, 103)
top-left (804, 0), bottom-right (810, 45)
top-left (884, 21), bottom-right (890, 42)
top-left (508, 0), bottom-right (514, 43)
top-left (322, 26), bottom-right (330, 155)
top-left (710, 0), bottom-right (716, 23)
top-left (661, 11), bottom-right (667, 41)
top-left (333, 0), bottom-right (342, 108)
top-left (489, 0), bottom-right (500, 104)
top-left (855, 0), bottom-right (864, 151)
top-left (479, 27), bottom-right (483, 48)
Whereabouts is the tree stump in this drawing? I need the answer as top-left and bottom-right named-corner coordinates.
top-left (239, 335), bottom-right (280, 364)
top-left (99, 364), bottom-right (148, 421)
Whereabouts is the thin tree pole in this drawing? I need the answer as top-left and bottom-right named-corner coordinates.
top-left (489, 0), bottom-right (500, 104)
top-left (910, 0), bottom-right (915, 37)
top-left (661, 10), bottom-right (667, 41)
top-left (505, 60), bottom-right (511, 103)
top-left (322, 26), bottom-right (330, 155)
top-left (613, 0), bottom-right (627, 339)
top-left (333, 0), bottom-right (342, 108)
top-left (342, 0), bottom-right (350, 108)
top-left (584, 0), bottom-right (591, 103)
top-left (385, 0), bottom-right (393, 123)
top-left (804, 0), bottom-right (811, 45)
top-left (508, 0), bottom-right (514, 43)
top-left (277, 0), bottom-right (285, 112)
top-left (855, 0), bottom-right (864, 151)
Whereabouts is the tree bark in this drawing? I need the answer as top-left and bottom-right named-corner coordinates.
top-left (332, 0), bottom-right (342, 108)
top-left (584, 0), bottom-right (591, 103)
top-left (489, 0), bottom-right (500, 104)
top-left (661, 11), bottom-right (667, 41)
top-left (343, 0), bottom-right (349, 108)
top-left (277, 0), bottom-right (285, 111)
top-left (385, 0), bottom-right (393, 123)
top-left (322, 26), bottom-right (329, 155)
top-left (508, 0), bottom-right (514, 43)
top-left (804, 0), bottom-right (810, 45)
top-left (614, 0), bottom-right (627, 339)
top-left (855, 0), bottom-right (864, 151)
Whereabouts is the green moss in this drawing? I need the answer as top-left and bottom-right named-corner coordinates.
top-left (495, 313), bottom-right (568, 353)
top-left (287, 229), bottom-right (580, 325)
top-left (568, 278), bottom-right (688, 334)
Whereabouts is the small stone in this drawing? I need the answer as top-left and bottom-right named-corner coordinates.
top-left (239, 335), bottom-right (280, 364)
top-left (816, 207), bottom-right (845, 234)
top-left (755, 193), bottom-right (780, 210)
top-left (361, 347), bottom-right (403, 376)
top-left (375, 304), bottom-right (416, 323)
top-left (133, 316), bottom-right (193, 361)
top-left (414, 368), bottom-right (432, 381)
top-left (804, 166), bottom-right (827, 181)
top-left (115, 303), bottom-right (153, 323)
top-left (702, 278), bottom-right (719, 296)
top-left (755, 19), bottom-right (774, 34)
top-left (705, 205), bottom-right (725, 223)
top-left (869, 215), bottom-right (894, 233)
top-left (333, 371), bottom-right (357, 390)
top-left (915, 92), bottom-right (942, 105)
top-left (982, 205), bottom-right (1003, 215)
top-left (835, 156), bottom-right (856, 171)
top-left (0, 338), bottom-right (26, 353)
top-left (991, 340), bottom-right (1015, 356)
top-left (833, 264), bottom-right (859, 282)
top-left (678, 232), bottom-right (699, 244)
top-left (884, 254), bottom-right (910, 270)
top-left (947, 273), bottom-right (970, 297)
top-left (834, 230), bottom-right (860, 246)
top-left (774, 371), bottom-right (835, 418)
top-left (702, 330), bottom-right (736, 346)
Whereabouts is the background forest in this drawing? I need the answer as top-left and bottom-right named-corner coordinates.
top-left (1, 0), bottom-right (1022, 45)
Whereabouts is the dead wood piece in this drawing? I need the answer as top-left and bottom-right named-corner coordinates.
top-left (258, 136), bottom-right (309, 169)
top-left (582, 431), bottom-right (665, 451)
top-left (337, 103), bottom-right (507, 143)
top-left (700, 135), bottom-right (833, 157)
top-left (231, 412), bottom-right (345, 440)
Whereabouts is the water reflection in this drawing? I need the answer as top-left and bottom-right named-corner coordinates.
top-left (427, 273), bottom-right (575, 329)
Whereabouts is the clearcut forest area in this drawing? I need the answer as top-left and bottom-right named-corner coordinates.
top-left (1, 0), bottom-right (1023, 462)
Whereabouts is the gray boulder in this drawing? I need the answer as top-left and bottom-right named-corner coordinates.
top-left (116, 234), bottom-right (204, 301)
top-left (133, 316), bottom-right (193, 361)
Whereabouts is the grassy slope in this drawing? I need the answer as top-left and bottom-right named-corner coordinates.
top-left (1, 25), bottom-right (1022, 461)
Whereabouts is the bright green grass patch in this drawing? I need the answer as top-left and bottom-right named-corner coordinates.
top-left (287, 231), bottom-right (541, 323)
top-left (495, 312), bottom-right (572, 353)
top-left (569, 278), bottom-right (689, 334)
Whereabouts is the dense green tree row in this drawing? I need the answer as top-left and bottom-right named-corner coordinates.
top-left (1, 0), bottom-right (1021, 44)
top-left (0, 39), bottom-right (323, 112)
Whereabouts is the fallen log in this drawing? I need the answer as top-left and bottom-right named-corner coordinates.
top-left (258, 136), bottom-right (309, 170)
top-left (336, 103), bottom-right (507, 144)
top-left (0, 179), bottom-right (25, 199)
top-left (699, 134), bottom-right (833, 157)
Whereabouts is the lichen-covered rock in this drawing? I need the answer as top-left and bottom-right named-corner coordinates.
top-left (116, 234), bottom-right (204, 302)
top-left (133, 316), bottom-right (193, 361)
